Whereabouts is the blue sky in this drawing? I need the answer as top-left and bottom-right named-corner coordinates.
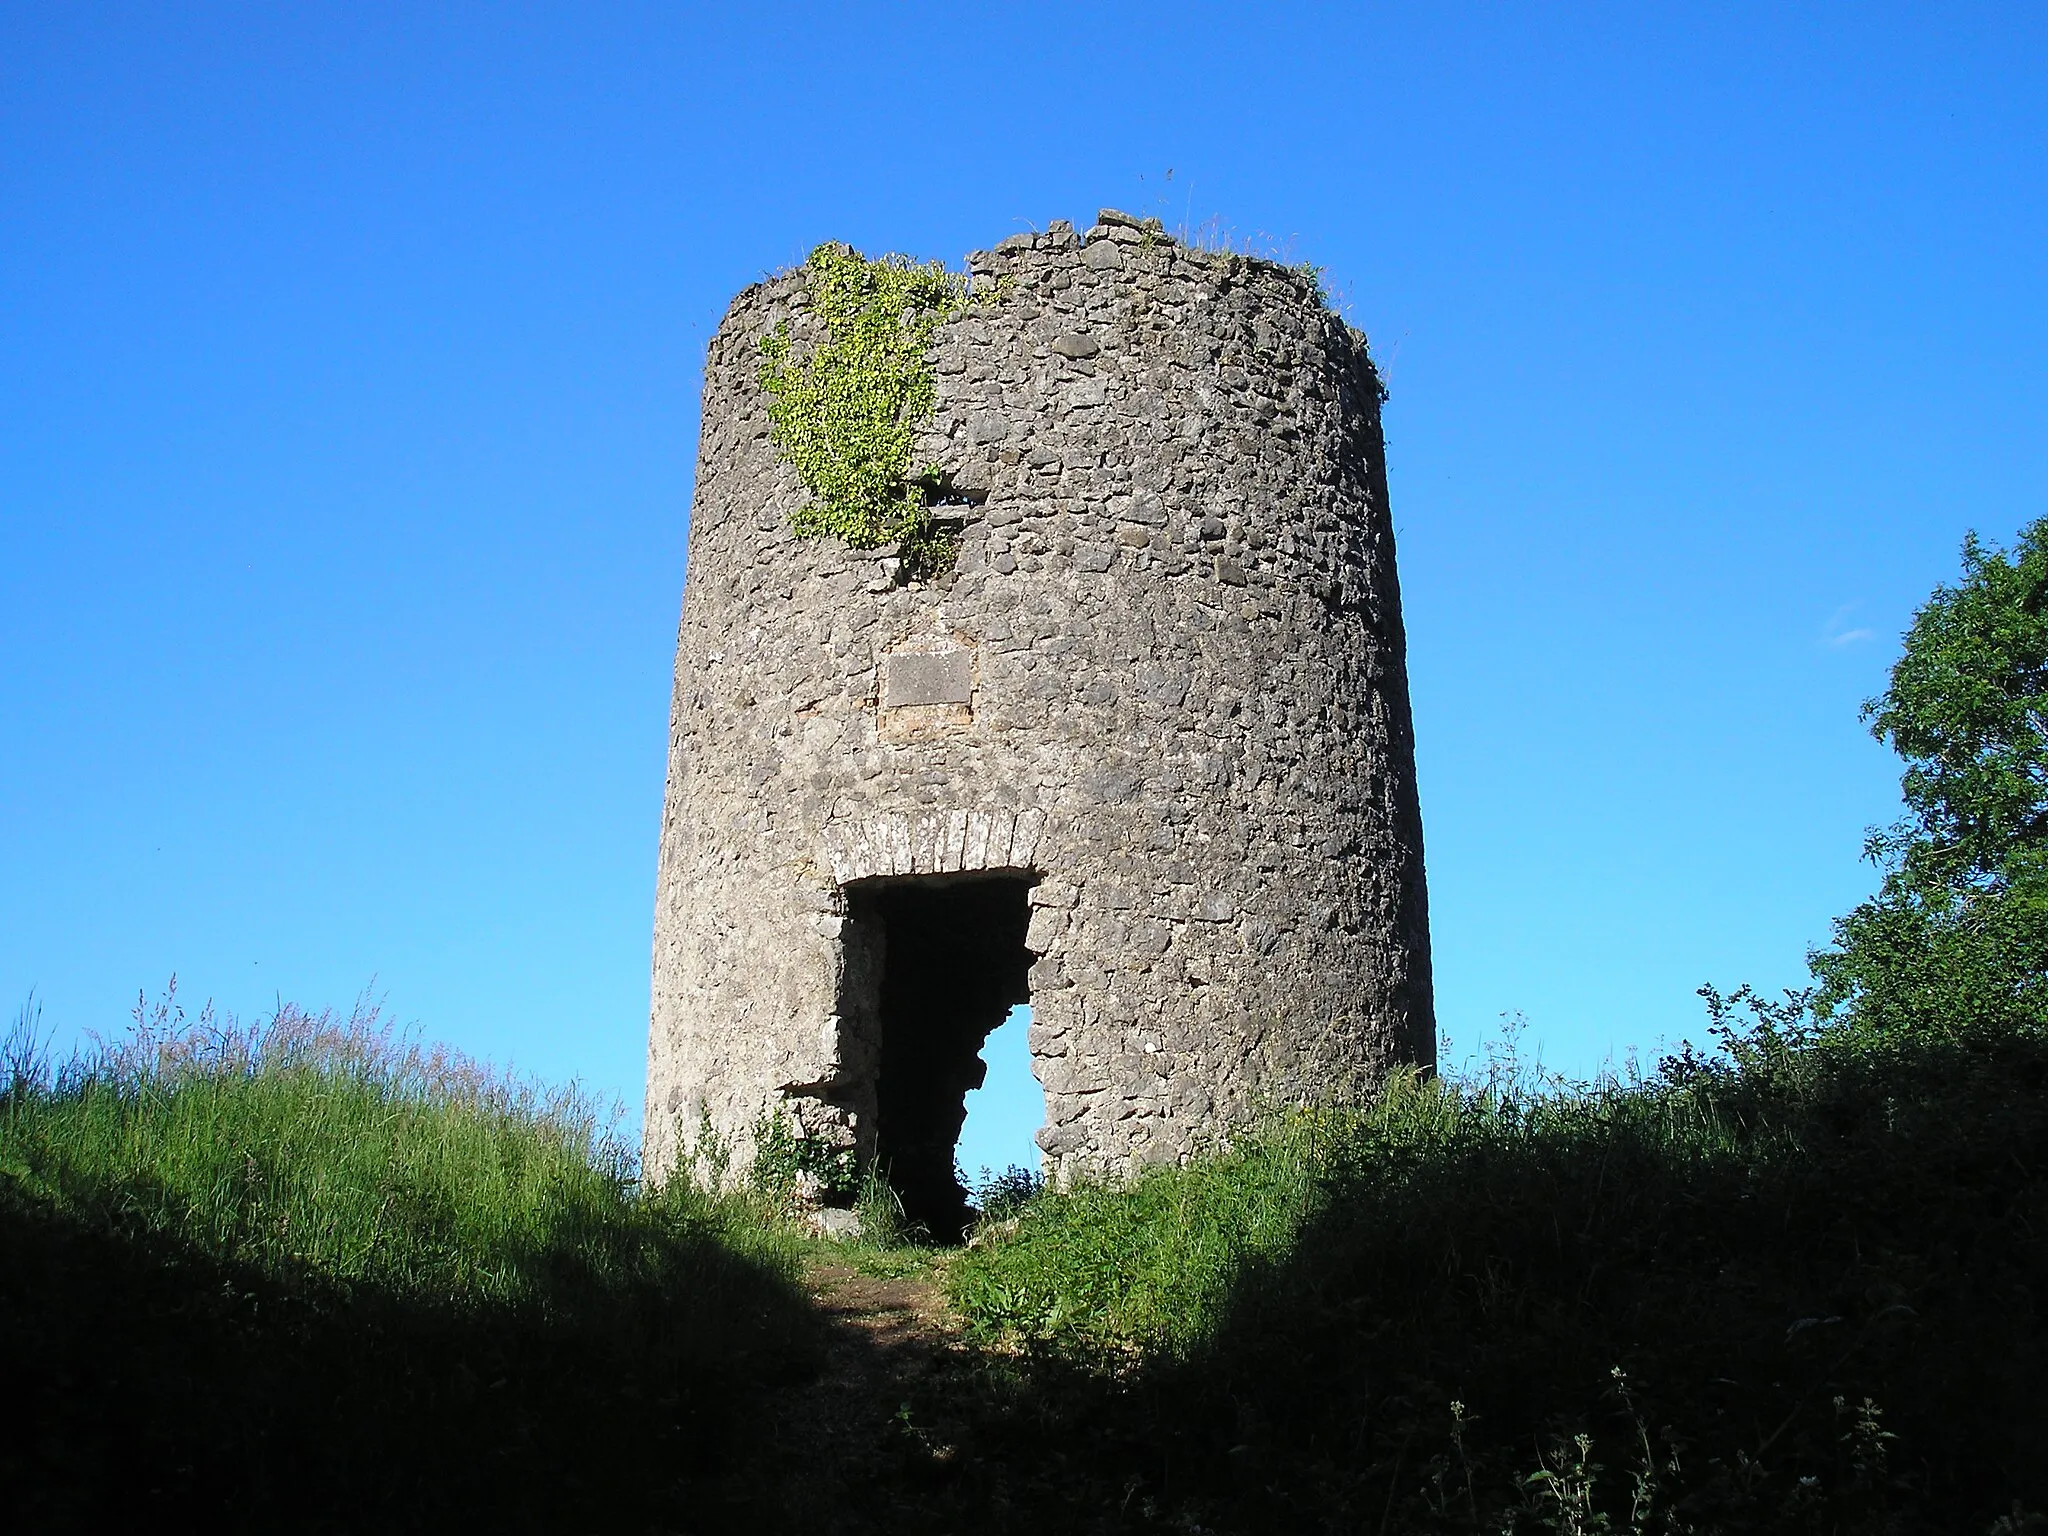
top-left (4, 4), bottom-right (2043, 1168)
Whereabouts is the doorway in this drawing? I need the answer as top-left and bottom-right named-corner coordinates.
top-left (845, 874), bottom-right (1034, 1240)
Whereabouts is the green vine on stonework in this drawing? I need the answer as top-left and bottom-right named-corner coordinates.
top-left (757, 242), bottom-right (969, 579)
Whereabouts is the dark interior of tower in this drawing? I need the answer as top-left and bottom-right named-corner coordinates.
top-left (849, 874), bottom-right (1034, 1241)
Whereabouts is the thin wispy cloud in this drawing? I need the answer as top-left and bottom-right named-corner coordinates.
top-left (1822, 604), bottom-right (1876, 649)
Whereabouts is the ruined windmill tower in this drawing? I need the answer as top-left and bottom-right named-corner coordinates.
top-left (646, 211), bottom-right (1434, 1234)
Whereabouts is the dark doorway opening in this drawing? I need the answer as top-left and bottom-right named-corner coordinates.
top-left (848, 874), bottom-right (1034, 1241)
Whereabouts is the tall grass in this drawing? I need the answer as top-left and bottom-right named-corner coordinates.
top-left (1, 986), bottom-right (800, 1299)
top-left (945, 994), bottom-right (2048, 1532)
top-left (952, 1030), bottom-right (1778, 1359)
top-left (953, 1110), bottom-right (1327, 1357)
top-left (0, 988), bottom-right (815, 1533)
top-left (12, 982), bottom-right (2044, 1532)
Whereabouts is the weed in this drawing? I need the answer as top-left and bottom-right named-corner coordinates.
top-left (748, 1103), bottom-right (860, 1206)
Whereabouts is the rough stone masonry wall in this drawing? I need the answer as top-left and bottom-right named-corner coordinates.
top-left (644, 212), bottom-right (1434, 1187)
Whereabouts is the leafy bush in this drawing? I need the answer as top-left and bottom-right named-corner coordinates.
top-left (748, 1103), bottom-right (862, 1205)
top-left (966, 1162), bottom-right (1044, 1225)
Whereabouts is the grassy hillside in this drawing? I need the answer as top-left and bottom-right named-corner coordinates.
top-left (0, 993), bottom-right (816, 1533)
top-left (942, 993), bottom-right (2048, 1533)
top-left (8, 988), bottom-right (2043, 1534)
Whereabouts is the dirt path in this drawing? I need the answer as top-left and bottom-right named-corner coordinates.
top-left (728, 1252), bottom-right (1152, 1534)
top-left (806, 1261), bottom-right (957, 1351)
top-left (802, 1260), bottom-right (966, 1453)
top-left (740, 1256), bottom-right (981, 1531)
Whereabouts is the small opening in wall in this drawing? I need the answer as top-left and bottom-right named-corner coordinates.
top-left (957, 1002), bottom-right (1047, 1197)
top-left (916, 472), bottom-right (990, 511)
top-left (846, 873), bottom-right (1035, 1241)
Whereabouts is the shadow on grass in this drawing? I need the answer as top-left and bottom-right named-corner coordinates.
top-left (12, 999), bottom-right (2045, 1532)
top-left (0, 1167), bottom-right (820, 1533)
top-left (939, 1022), bottom-right (2048, 1534)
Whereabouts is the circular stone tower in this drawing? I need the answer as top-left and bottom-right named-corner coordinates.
top-left (646, 211), bottom-right (1433, 1232)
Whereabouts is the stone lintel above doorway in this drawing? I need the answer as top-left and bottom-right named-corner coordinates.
top-left (823, 808), bottom-right (1046, 887)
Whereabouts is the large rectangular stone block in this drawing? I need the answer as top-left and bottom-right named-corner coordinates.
top-left (882, 649), bottom-right (973, 707)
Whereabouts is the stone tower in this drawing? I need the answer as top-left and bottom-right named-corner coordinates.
top-left (646, 211), bottom-right (1433, 1234)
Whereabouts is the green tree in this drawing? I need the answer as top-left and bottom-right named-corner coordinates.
top-left (1814, 518), bottom-right (2048, 1033)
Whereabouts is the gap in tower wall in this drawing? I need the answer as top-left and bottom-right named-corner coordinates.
top-left (842, 873), bottom-right (1035, 1240)
top-left (957, 1002), bottom-right (1045, 1187)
